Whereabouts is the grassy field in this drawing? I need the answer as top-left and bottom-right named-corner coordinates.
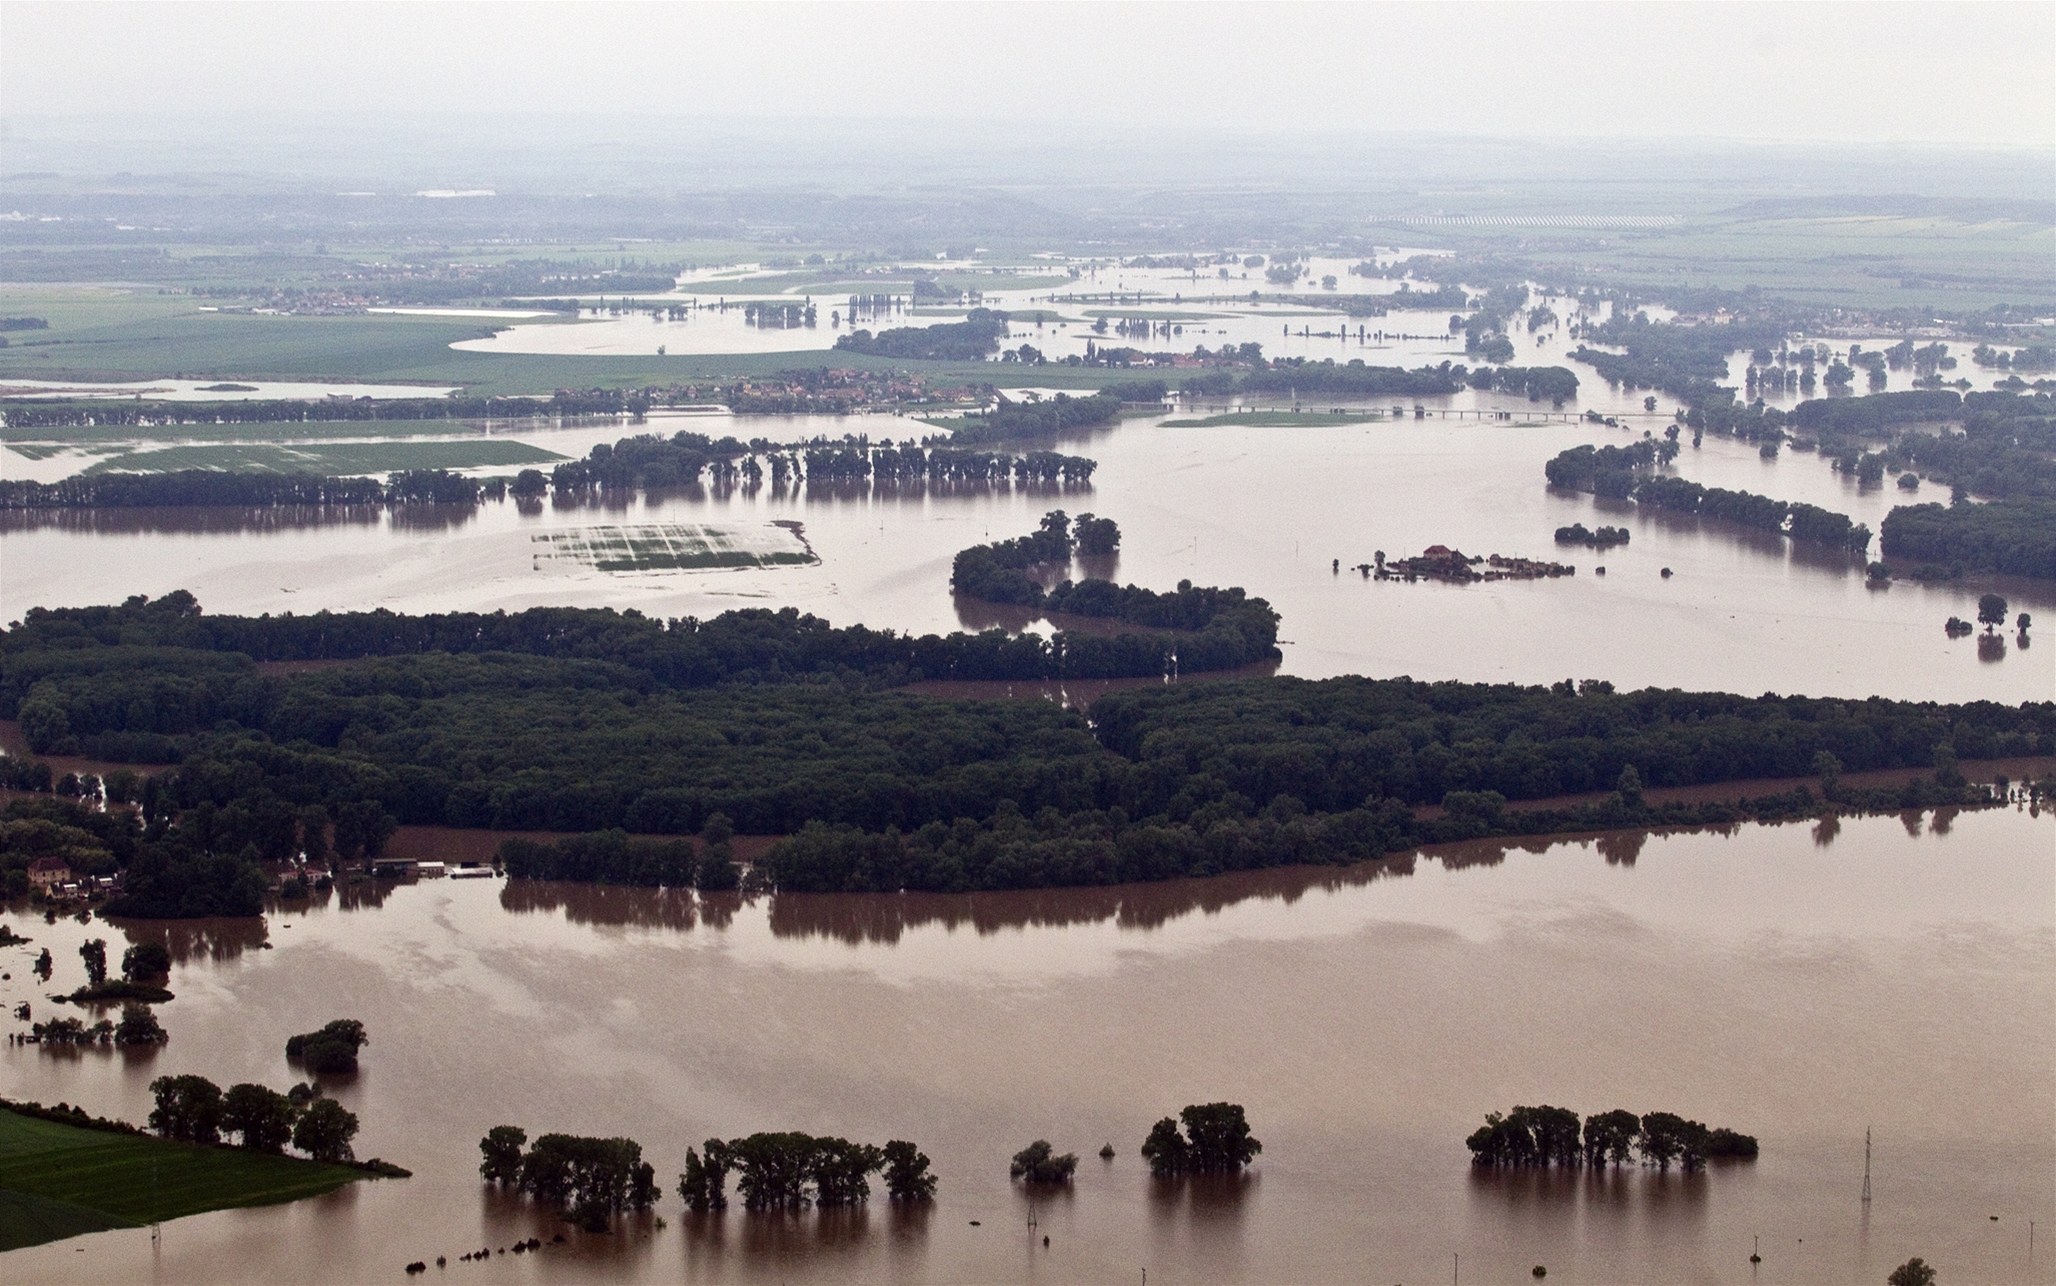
top-left (534, 522), bottom-right (816, 572)
top-left (0, 1107), bottom-right (365, 1251)
top-left (79, 439), bottom-right (565, 476)
top-left (1161, 410), bottom-right (1387, 427)
top-left (1415, 213), bottom-right (2056, 312)
top-left (0, 288), bottom-right (1136, 395)
top-left (1, 416), bottom-right (621, 446)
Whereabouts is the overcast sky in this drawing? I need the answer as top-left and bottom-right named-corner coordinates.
top-left (5, 1), bottom-right (2053, 150)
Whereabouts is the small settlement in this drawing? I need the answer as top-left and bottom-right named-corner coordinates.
top-left (1366, 545), bottom-right (1578, 584)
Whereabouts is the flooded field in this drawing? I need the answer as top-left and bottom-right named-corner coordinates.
top-left (2, 807), bottom-right (2049, 1284)
top-left (4, 412), bottom-right (2048, 705)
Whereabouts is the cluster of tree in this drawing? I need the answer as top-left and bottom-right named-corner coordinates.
top-left (949, 509), bottom-right (1080, 604)
top-left (59, 937), bottom-right (174, 1004)
top-left (1544, 441), bottom-right (1657, 497)
top-left (286, 1019), bottom-right (369, 1075)
top-left (950, 512), bottom-right (1280, 672)
top-left (1789, 390), bottom-right (1965, 434)
top-left (149, 1074), bottom-right (361, 1162)
top-left (1141, 1103), bottom-right (1262, 1176)
top-left (478, 1127), bottom-right (658, 1231)
top-left (832, 308), bottom-right (1011, 360)
top-left (26, 1004), bottom-right (165, 1047)
top-left (1464, 1105), bottom-right (1757, 1173)
top-left (1634, 475), bottom-right (1872, 554)
top-left (1010, 1140), bottom-right (1079, 1184)
top-left (1545, 444), bottom-right (1871, 552)
top-left (1467, 365), bottom-right (1581, 406)
top-left (1, 471), bottom-right (390, 510)
top-left (944, 391), bottom-right (1124, 445)
top-left (1554, 523), bottom-right (1631, 549)
top-left (1854, 395), bottom-right (2055, 504)
top-left (1879, 500), bottom-right (2056, 579)
top-left (0, 390), bottom-right (646, 432)
top-left (1972, 343), bottom-right (2056, 372)
top-left (674, 1134), bottom-right (936, 1211)
top-left (1238, 359), bottom-right (1469, 399)
top-left (1571, 316), bottom-right (1790, 404)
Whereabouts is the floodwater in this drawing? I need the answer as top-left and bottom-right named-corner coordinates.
top-left (1, 807), bottom-right (2050, 1283)
top-left (4, 411), bottom-right (2050, 704)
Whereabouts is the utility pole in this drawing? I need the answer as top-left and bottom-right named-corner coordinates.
top-left (1861, 1127), bottom-right (1872, 1205)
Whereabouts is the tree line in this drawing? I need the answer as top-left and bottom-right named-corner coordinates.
top-left (943, 390), bottom-right (1124, 445)
top-left (832, 307), bottom-right (1011, 360)
top-left (1466, 1105), bottom-right (1757, 1173)
top-left (0, 390), bottom-right (652, 432)
top-left (1546, 443), bottom-right (1872, 554)
top-left (1880, 500), bottom-right (2056, 579)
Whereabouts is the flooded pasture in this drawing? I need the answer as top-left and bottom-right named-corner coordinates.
top-left (1, 807), bottom-right (2050, 1284)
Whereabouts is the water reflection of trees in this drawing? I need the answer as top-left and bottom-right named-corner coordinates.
top-left (107, 914), bottom-right (269, 964)
top-left (679, 1205), bottom-right (911, 1281)
top-left (0, 504), bottom-right (382, 536)
top-left (500, 880), bottom-right (701, 931)
top-left (491, 824), bottom-right (1774, 945)
top-left (1466, 1163), bottom-right (1711, 1222)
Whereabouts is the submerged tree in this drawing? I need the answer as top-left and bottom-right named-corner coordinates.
top-left (1142, 1103), bottom-right (1261, 1176)
top-left (1009, 1140), bottom-right (1078, 1185)
top-left (882, 1140), bottom-right (937, 1201)
top-left (479, 1125), bottom-right (529, 1186)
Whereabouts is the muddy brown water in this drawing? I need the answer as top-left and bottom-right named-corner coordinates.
top-left (2, 807), bottom-right (2050, 1283)
top-left (4, 418), bottom-right (2049, 706)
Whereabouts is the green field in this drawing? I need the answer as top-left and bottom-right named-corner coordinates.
top-left (1161, 410), bottom-right (1387, 428)
top-left (534, 522), bottom-right (816, 572)
top-left (0, 288), bottom-right (1127, 396)
top-left (79, 439), bottom-right (566, 476)
top-left (1, 416), bottom-right (622, 446)
top-left (0, 1107), bottom-right (366, 1251)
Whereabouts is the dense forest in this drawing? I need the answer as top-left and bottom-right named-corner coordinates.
top-left (947, 510), bottom-right (1281, 673)
top-left (1879, 500), bottom-right (2056, 579)
top-left (832, 308), bottom-right (1011, 360)
top-left (1570, 316), bottom-right (1789, 404)
top-left (940, 390), bottom-right (1125, 444)
top-left (3, 594), bottom-right (2046, 905)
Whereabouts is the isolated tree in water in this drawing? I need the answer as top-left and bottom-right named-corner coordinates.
top-left (1886, 1258), bottom-right (1938, 1286)
top-left (1978, 594), bottom-right (2008, 633)
top-left (79, 939), bottom-right (108, 986)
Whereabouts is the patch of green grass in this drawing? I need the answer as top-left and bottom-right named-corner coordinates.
top-left (81, 439), bottom-right (565, 476)
top-left (1160, 410), bottom-right (1387, 427)
top-left (0, 1107), bottom-right (365, 1251)
top-left (534, 522), bottom-right (815, 572)
top-left (2, 417), bottom-right (617, 446)
top-left (0, 286), bottom-right (1176, 395)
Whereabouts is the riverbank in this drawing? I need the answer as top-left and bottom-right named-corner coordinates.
top-left (0, 1103), bottom-right (374, 1252)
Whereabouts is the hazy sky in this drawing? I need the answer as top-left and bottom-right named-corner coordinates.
top-left (5, 1), bottom-right (2053, 150)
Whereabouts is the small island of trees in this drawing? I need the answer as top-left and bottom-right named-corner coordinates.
top-left (1465, 1104), bottom-right (1757, 1172)
top-left (675, 1132), bottom-right (937, 1211)
top-left (1141, 1103), bottom-right (1262, 1176)
top-left (286, 1019), bottom-right (369, 1075)
top-left (1010, 1140), bottom-right (1079, 1185)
